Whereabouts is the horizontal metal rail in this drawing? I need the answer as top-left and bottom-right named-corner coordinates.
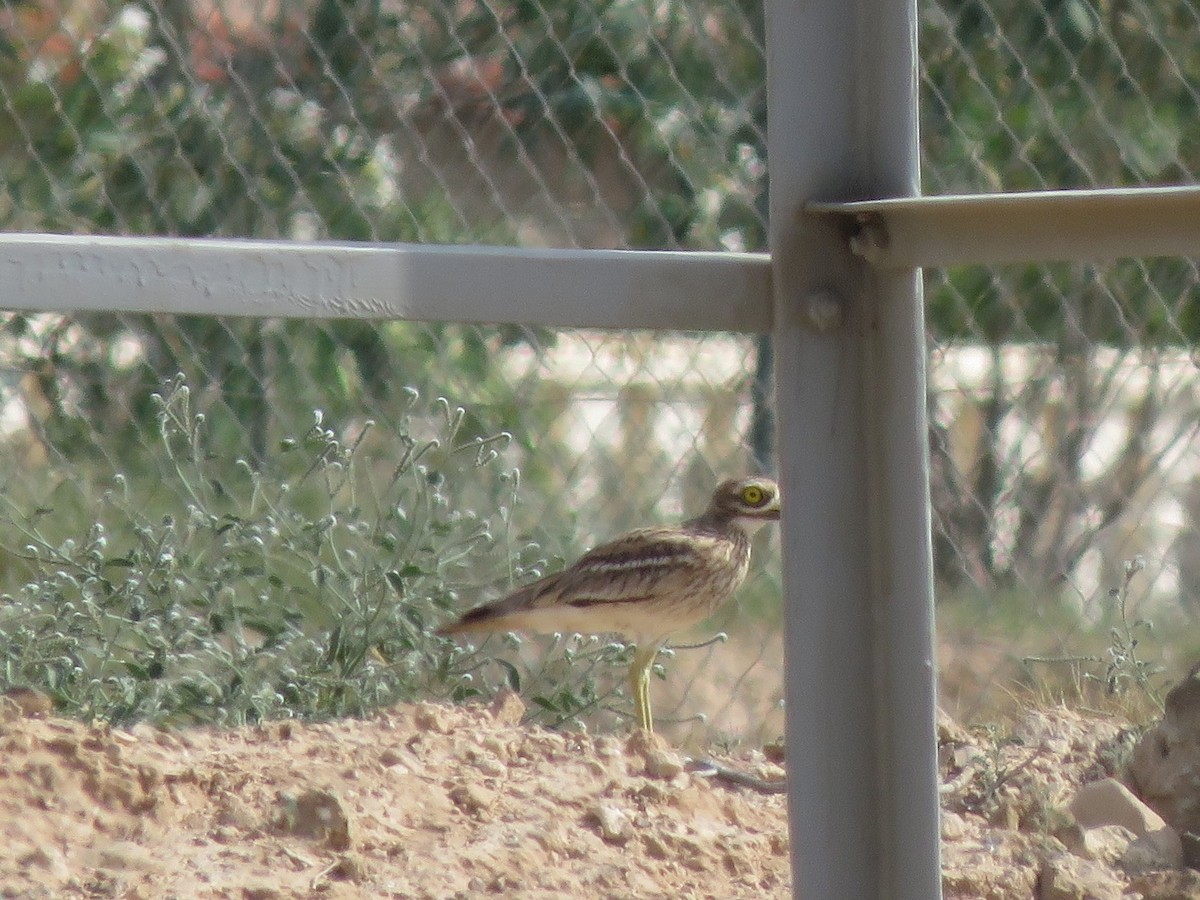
top-left (0, 234), bottom-right (773, 333)
top-left (5, 186), bottom-right (1196, 333)
top-left (807, 185), bottom-right (1200, 269)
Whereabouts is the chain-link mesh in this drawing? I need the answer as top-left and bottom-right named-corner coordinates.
top-left (0, 0), bottom-right (776, 741)
top-left (922, 0), bottom-right (1200, 720)
top-left (0, 0), bottom-right (1195, 740)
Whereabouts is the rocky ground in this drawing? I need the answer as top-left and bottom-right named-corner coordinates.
top-left (3, 684), bottom-right (1200, 898)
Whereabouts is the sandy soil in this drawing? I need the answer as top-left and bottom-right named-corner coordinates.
top-left (0, 693), bottom-right (1193, 899)
top-left (0, 694), bottom-right (788, 898)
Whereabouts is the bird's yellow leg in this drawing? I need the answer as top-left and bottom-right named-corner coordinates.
top-left (630, 642), bottom-right (659, 732)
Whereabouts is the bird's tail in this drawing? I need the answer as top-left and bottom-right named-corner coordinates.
top-left (435, 578), bottom-right (549, 636)
top-left (435, 605), bottom-right (503, 636)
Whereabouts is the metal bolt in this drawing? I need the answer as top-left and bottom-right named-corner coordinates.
top-left (848, 214), bottom-right (889, 264)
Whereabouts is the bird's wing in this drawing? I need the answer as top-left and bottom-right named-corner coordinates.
top-left (542, 527), bottom-right (715, 608)
top-left (437, 526), bottom-right (740, 635)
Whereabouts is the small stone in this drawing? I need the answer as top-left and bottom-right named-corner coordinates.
top-left (277, 789), bottom-right (352, 851)
top-left (1081, 824), bottom-right (1137, 865)
top-left (623, 729), bottom-right (684, 779)
top-left (1120, 826), bottom-right (1183, 873)
top-left (590, 804), bottom-right (630, 844)
top-left (937, 708), bottom-right (971, 745)
top-left (645, 747), bottom-right (685, 780)
top-left (1127, 869), bottom-right (1200, 900)
top-left (940, 810), bottom-right (968, 841)
top-left (1038, 854), bottom-right (1123, 900)
top-left (413, 703), bottom-right (453, 735)
top-left (216, 796), bottom-right (256, 830)
top-left (327, 853), bottom-right (366, 883)
top-left (490, 689), bottom-right (526, 725)
top-left (1, 687), bottom-right (53, 719)
top-left (449, 782), bottom-right (496, 816)
top-left (1051, 819), bottom-right (1087, 856)
top-left (17, 846), bottom-right (69, 880)
top-left (378, 747), bottom-right (407, 771)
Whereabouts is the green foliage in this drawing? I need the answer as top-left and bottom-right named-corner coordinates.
top-left (922, 0), bottom-right (1200, 345)
top-left (0, 376), bottom-right (581, 726)
top-left (1085, 557), bottom-right (1166, 711)
top-left (0, 0), bottom-right (537, 468)
top-left (1018, 558), bottom-right (1167, 717)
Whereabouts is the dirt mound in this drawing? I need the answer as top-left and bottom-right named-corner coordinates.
top-left (3, 695), bottom-right (1196, 898)
top-left (0, 695), bottom-right (788, 898)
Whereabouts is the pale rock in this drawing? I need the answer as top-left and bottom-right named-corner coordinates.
top-left (624, 729), bottom-right (684, 780)
top-left (489, 689), bottom-right (526, 726)
top-left (1127, 869), bottom-right (1200, 900)
top-left (0, 687), bottom-right (53, 719)
top-left (448, 782), bottom-right (496, 816)
top-left (1014, 709), bottom-right (1073, 757)
top-left (1128, 665), bottom-right (1200, 836)
top-left (940, 810), bottom-right (969, 841)
top-left (1081, 824), bottom-right (1137, 865)
top-left (1069, 778), bottom-right (1167, 835)
top-left (938, 708), bottom-right (971, 745)
top-left (17, 845), bottom-right (70, 880)
top-left (413, 703), bottom-right (453, 735)
top-left (644, 747), bottom-right (685, 780)
top-left (1119, 826), bottom-right (1183, 873)
top-left (590, 804), bottom-right (631, 844)
top-left (1038, 853), bottom-right (1123, 900)
top-left (1051, 819), bottom-right (1087, 856)
top-left (278, 788), bottom-right (353, 850)
top-left (989, 794), bottom-right (1021, 831)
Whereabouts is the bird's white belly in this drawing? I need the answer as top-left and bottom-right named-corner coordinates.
top-left (504, 598), bottom-right (717, 640)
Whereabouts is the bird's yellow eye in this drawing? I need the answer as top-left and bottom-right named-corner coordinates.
top-left (741, 484), bottom-right (766, 506)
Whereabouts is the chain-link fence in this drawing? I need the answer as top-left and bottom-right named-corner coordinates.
top-left (922, 0), bottom-right (1200, 721)
top-left (0, 0), bottom-right (777, 742)
top-left (0, 0), bottom-right (1196, 739)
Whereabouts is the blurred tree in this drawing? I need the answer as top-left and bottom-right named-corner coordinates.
top-left (0, 0), bottom-right (765, 466)
top-left (921, 0), bottom-right (1200, 594)
top-left (4, 0), bottom-right (1197, 602)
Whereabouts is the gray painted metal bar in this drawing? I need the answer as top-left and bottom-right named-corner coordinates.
top-left (808, 185), bottom-right (1200, 268)
top-left (0, 234), bottom-right (772, 333)
top-left (767, 0), bottom-right (940, 896)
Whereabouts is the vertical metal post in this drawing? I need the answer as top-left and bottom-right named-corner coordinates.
top-left (766, 0), bottom-right (941, 898)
